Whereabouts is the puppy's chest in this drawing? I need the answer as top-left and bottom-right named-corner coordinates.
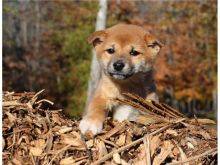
top-left (104, 84), bottom-right (148, 110)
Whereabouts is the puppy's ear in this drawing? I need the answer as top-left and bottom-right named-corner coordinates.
top-left (88, 30), bottom-right (107, 47)
top-left (144, 33), bottom-right (163, 56)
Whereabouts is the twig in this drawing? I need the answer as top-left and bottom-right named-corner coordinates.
top-left (33, 89), bottom-right (45, 99)
top-left (99, 137), bottom-right (119, 148)
top-left (168, 148), bottom-right (217, 165)
top-left (115, 98), bottom-right (169, 122)
top-left (30, 153), bottom-right (36, 165)
top-left (74, 156), bottom-right (88, 162)
top-left (80, 133), bottom-right (92, 163)
top-left (176, 144), bottom-right (189, 165)
top-left (3, 101), bottom-right (23, 107)
top-left (91, 119), bottom-right (185, 165)
top-left (101, 122), bottom-right (126, 140)
top-left (35, 99), bottom-right (54, 105)
top-left (75, 159), bottom-right (88, 165)
top-left (47, 144), bottom-right (71, 165)
top-left (91, 135), bottom-right (144, 165)
top-left (143, 135), bottom-right (151, 165)
top-left (123, 93), bottom-right (180, 119)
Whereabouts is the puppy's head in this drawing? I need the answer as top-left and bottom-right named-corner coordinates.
top-left (88, 24), bottom-right (162, 80)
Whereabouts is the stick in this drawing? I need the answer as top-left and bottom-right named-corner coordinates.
top-left (91, 119), bottom-right (185, 165)
top-left (143, 135), bottom-right (151, 165)
top-left (91, 135), bottom-right (144, 165)
top-left (80, 133), bottom-right (92, 163)
top-left (99, 137), bottom-right (119, 148)
top-left (168, 148), bottom-right (217, 165)
top-left (47, 144), bottom-right (71, 165)
top-left (101, 122), bottom-right (126, 140)
top-left (3, 101), bottom-right (23, 107)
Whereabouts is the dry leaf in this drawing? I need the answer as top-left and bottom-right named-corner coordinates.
top-left (2, 138), bottom-right (5, 150)
top-left (60, 157), bottom-right (75, 165)
top-left (116, 134), bottom-right (126, 146)
top-left (136, 115), bottom-right (161, 125)
top-left (153, 141), bottom-right (174, 165)
top-left (166, 129), bottom-right (178, 136)
top-left (121, 159), bottom-right (129, 165)
top-left (86, 139), bottom-right (94, 148)
top-left (150, 134), bottom-right (161, 156)
top-left (30, 147), bottom-right (43, 156)
top-left (5, 111), bottom-right (16, 123)
top-left (33, 139), bottom-right (45, 149)
top-left (172, 147), bottom-right (179, 156)
top-left (45, 133), bottom-right (53, 152)
top-left (113, 152), bottom-right (121, 164)
top-left (186, 142), bottom-right (194, 149)
top-left (12, 158), bottom-right (22, 165)
top-left (97, 140), bottom-right (108, 159)
top-left (58, 127), bottom-right (73, 134)
top-left (177, 145), bottom-right (189, 165)
top-left (61, 134), bottom-right (84, 147)
top-left (190, 118), bottom-right (216, 125)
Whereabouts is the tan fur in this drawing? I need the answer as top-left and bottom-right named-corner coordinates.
top-left (80, 24), bottom-right (162, 135)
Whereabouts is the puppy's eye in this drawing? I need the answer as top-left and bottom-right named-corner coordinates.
top-left (106, 48), bottom-right (115, 54)
top-left (130, 49), bottom-right (140, 56)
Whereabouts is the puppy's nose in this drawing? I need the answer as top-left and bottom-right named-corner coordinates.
top-left (113, 60), bottom-right (125, 71)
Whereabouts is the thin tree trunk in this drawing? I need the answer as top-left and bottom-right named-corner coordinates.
top-left (21, 1), bottom-right (27, 48)
top-left (85, 0), bottom-right (108, 109)
top-left (212, 90), bottom-right (217, 120)
top-left (35, 0), bottom-right (40, 55)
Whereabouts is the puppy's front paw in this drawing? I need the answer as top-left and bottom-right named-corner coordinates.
top-left (79, 117), bottom-right (103, 136)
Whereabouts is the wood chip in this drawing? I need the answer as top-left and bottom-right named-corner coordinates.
top-left (2, 91), bottom-right (217, 164)
top-left (113, 152), bottom-right (121, 164)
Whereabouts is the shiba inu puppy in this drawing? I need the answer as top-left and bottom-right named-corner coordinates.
top-left (79, 24), bottom-right (162, 135)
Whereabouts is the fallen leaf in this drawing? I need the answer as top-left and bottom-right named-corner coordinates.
top-left (166, 129), bottom-right (178, 136)
top-left (61, 134), bottom-right (84, 147)
top-left (177, 145), bottom-right (189, 165)
top-left (86, 139), bottom-right (94, 148)
top-left (150, 134), bottom-right (161, 156)
top-left (58, 127), bottom-right (73, 134)
top-left (30, 147), bottom-right (43, 156)
top-left (153, 141), bottom-right (174, 165)
top-left (60, 157), bottom-right (75, 165)
top-left (113, 152), bottom-right (121, 164)
top-left (116, 134), bottom-right (126, 146)
top-left (186, 142), bottom-right (194, 149)
top-left (97, 139), bottom-right (108, 159)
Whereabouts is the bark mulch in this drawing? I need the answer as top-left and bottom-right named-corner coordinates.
top-left (2, 91), bottom-right (217, 165)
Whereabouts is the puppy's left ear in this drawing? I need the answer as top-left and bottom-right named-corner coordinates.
top-left (144, 33), bottom-right (163, 57)
top-left (88, 30), bottom-right (107, 47)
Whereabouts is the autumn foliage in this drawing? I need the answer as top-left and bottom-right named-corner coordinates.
top-left (3, 1), bottom-right (217, 118)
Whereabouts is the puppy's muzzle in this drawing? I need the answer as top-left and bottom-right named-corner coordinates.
top-left (113, 60), bottom-right (125, 71)
top-left (107, 59), bottom-right (133, 80)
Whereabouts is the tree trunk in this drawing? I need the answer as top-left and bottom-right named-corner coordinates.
top-left (35, 0), bottom-right (40, 55)
top-left (85, 0), bottom-right (108, 109)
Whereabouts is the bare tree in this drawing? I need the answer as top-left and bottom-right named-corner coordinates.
top-left (86, 0), bottom-right (108, 108)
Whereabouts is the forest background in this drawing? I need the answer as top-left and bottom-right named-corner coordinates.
top-left (3, 0), bottom-right (217, 119)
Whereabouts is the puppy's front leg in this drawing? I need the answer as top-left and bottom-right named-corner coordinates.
top-left (79, 96), bottom-right (107, 136)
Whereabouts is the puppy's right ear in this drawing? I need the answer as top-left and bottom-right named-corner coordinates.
top-left (88, 30), bottom-right (107, 47)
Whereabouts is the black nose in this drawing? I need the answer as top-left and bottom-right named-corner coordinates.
top-left (113, 60), bottom-right (125, 71)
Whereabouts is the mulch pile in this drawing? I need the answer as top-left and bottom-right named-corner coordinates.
top-left (2, 91), bottom-right (217, 165)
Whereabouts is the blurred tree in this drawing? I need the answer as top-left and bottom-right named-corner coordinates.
top-left (86, 0), bottom-right (108, 109)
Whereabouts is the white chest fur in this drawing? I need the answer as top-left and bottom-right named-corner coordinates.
top-left (113, 105), bottom-right (140, 122)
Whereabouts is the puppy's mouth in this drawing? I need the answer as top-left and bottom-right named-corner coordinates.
top-left (108, 72), bottom-right (133, 80)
